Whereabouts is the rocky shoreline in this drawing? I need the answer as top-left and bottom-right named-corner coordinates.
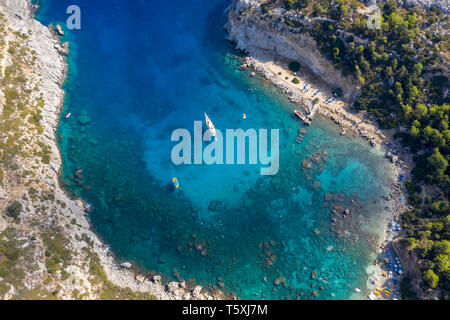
top-left (0, 0), bottom-right (223, 300)
top-left (225, 0), bottom-right (416, 299)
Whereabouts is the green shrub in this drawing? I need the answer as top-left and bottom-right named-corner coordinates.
top-left (292, 77), bottom-right (300, 84)
top-left (261, 3), bottom-right (270, 14)
top-left (6, 201), bottom-right (22, 219)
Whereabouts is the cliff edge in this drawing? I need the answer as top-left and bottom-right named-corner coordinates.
top-left (226, 0), bottom-right (360, 99)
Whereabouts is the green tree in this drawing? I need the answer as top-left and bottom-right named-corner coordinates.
top-left (413, 103), bottom-right (428, 120)
top-left (423, 126), bottom-right (445, 148)
top-left (427, 148), bottom-right (448, 177)
top-left (384, 0), bottom-right (398, 15)
top-left (385, 66), bottom-right (394, 77)
top-left (430, 201), bottom-right (449, 214)
top-left (423, 269), bottom-right (439, 288)
top-left (413, 63), bottom-right (423, 77)
top-left (338, 1), bottom-right (348, 18)
top-left (410, 123), bottom-right (420, 138)
top-left (408, 85), bottom-right (419, 101)
top-left (434, 254), bottom-right (449, 273)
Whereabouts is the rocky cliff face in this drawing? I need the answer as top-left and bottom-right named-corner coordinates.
top-left (225, 0), bottom-right (360, 99)
top-left (0, 0), bottom-right (221, 300)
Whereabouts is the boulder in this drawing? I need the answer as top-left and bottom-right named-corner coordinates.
top-left (302, 160), bottom-right (312, 169)
top-left (120, 262), bottom-right (132, 269)
top-left (192, 285), bottom-right (202, 297)
top-left (152, 275), bottom-right (162, 284)
top-left (55, 24), bottom-right (64, 36)
top-left (167, 281), bottom-right (179, 292)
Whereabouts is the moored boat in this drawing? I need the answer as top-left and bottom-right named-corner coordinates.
top-left (294, 109), bottom-right (311, 125)
top-left (204, 112), bottom-right (217, 139)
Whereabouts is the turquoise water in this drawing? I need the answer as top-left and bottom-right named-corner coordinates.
top-left (37, 0), bottom-right (395, 299)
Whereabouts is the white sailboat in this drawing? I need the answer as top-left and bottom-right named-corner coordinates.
top-left (204, 112), bottom-right (217, 140)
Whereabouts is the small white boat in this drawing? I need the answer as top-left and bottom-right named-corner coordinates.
top-left (294, 110), bottom-right (311, 125)
top-left (204, 112), bottom-right (217, 140)
top-left (65, 112), bottom-right (71, 119)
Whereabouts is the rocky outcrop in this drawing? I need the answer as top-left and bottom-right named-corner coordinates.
top-left (360, 0), bottom-right (449, 14)
top-left (226, 0), bottom-right (360, 99)
top-left (401, 0), bottom-right (448, 14)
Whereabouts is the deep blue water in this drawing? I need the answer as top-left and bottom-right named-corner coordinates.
top-left (36, 0), bottom-right (395, 299)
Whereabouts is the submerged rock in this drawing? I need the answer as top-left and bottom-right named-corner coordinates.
top-left (302, 160), bottom-right (312, 169)
top-left (312, 180), bottom-right (321, 190)
top-left (77, 112), bottom-right (91, 125)
top-left (208, 200), bottom-right (224, 212)
top-left (55, 24), bottom-right (64, 36)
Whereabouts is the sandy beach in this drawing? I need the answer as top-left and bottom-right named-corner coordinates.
top-left (241, 54), bottom-right (386, 147)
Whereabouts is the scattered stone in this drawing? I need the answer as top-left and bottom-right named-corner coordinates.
top-left (120, 262), bottom-right (132, 269)
top-left (302, 160), bottom-right (312, 169)
top-left (273, 276), bottom-right (286, 286)
top-left (152, 275), bottom-right (162, 284)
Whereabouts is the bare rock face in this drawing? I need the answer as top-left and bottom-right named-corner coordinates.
top-left (235, 0), bottom-right (260, 11)
top-left (226, 0), bottom-right (360, 99)
top-left (0, 0), bottom-right (222, 301)
top-left (0, 215), bottom-right (7, 233)
top-left (4, 0), bottom-right (33, 20)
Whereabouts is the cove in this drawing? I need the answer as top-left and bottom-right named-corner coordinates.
top-left (36, 0), bottom-right (396, 299)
